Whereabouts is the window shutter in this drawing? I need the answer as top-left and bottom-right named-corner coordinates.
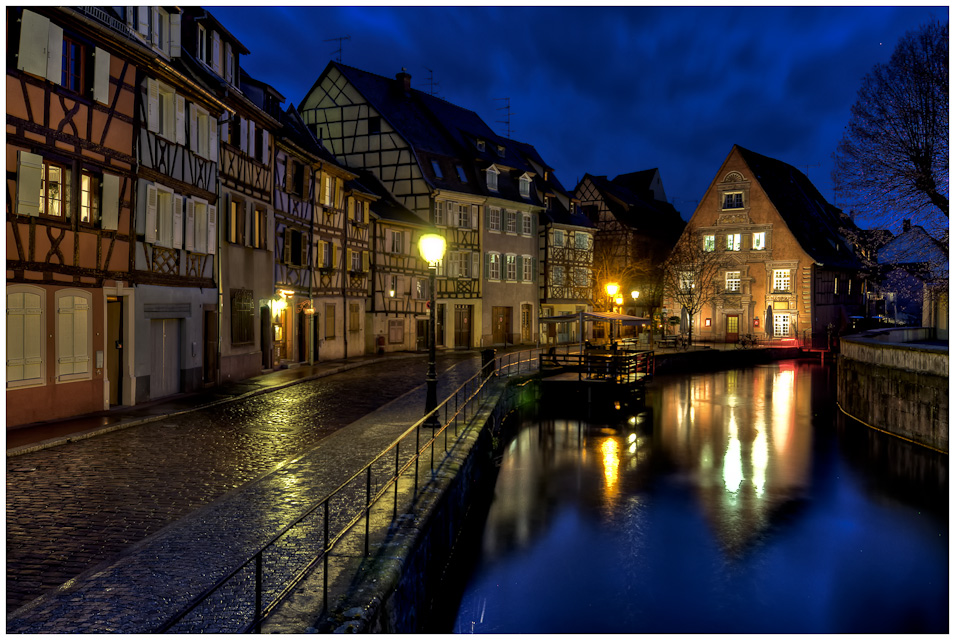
top-left (484, 252), bottom-right (491, 279)
top-left (332, 244), bottom-right (339, 270)
top-left (247, 120), bottom-right (255, 156)
top-left (283, 228), bottom-right (292, 264)
top-left (7, 290), bottom-right (43, 384)
top-left (319, 240), bottom-right (327, 267)
top-left (470, 252), bottom-right (479, 279)
top-left (172, 195), bottom-right (183, 249)
top-left (147, 78), bottom-right (159, 132)
top-left (169, 12), bottom-right (181, 57)
top-left (301, 232), bottom-right (309, 266)
top-left (174, 95), bottom-right (185, 145)
top-left (212, 31), bottom-right (221, 74)
top-left (92, 47), bottom-right (111, 103)
top-left (347, 197), bottom-right (355, 220)
top-left (45, 23), bottom-right (63, 84)
top-left (362, 250), bottom-right (369, 272)
top-left (224, 42), bottom-right (233, 83)
top-left (144, 184), bottom-right (158, 243)
top-left (471, 204), bottom-right (478, 229)
top-left (266, 209), bottom-right (274, 253)
top-left (185, 198), bottom-right (195, 251)
top-left (517, 255), bottom-right (524, 281)
top-left (346, 248), bottom-right (353, 271)
top-left (284, 158), bottom-right (293, 192)
top-left (137, 6), bottom-right (149, 35)
top-left (209, 116), bottom-right (218, 163)
top-left (57, 295), bottom-right (89, 378)
top-left (189, 103), bottom-right (198, 153)
top-left (101, 173), bottom-right (120, 230)
top-left (17, 10), bottom-right (50, 78)
top-left (16, 151), bottom-right (43, 217)
top-left (244, 201), bottom-right (253, 247)
top-left (150, 8), bottom-right (160, 46)
top-left (207, 206), bottom-right (216, 256)
top-left (261, 130), bottom-right (269, 164)
top-left (532, 257), bottom-right (538, 283)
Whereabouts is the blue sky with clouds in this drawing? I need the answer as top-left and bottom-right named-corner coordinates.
top-left (213, 4), bottom-right (947, 225)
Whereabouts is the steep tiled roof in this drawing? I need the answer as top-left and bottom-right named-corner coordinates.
top-left (354, 170), bottom-right (431, 228)
top-left (735, 145), bottom-right (861, 269)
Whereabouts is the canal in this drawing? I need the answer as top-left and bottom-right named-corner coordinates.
top-left (439, 360), bottom-right (948, 633)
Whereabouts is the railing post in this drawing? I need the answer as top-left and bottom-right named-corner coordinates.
top-left (323, 502), bottom-right (329, 613)
top-left (254, 552), bottom-right (263, 633)
top-left (414, 424), bottom-right (420, 496)
top-left (364, 466), bottom-right (371, 556)
top-left (394, 442), bottom-right (400, 520)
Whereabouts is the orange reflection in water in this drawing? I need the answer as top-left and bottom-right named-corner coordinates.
top-left (656, 362), bottom-right (812, 557)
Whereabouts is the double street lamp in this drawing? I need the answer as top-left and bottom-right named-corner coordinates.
top-left (418, 233), bottom-right (447, 428)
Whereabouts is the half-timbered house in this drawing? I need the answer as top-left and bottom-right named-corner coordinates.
top-left (7, 7), bottom-right (140, 425)
top-left (300, 63), bottom-right (560, 349)
top-left (664, 145), bottom-right (865, 347)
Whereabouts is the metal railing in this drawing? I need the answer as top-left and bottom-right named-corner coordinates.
top-left (157, 348), bottom-right (549, 633)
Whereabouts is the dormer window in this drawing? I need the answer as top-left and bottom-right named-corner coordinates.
top-left (431, 160), bottom-right (443, 179)
top-left (197, 24), bottom-right (207, 63)
top-left (476, 139), bottom-right (485, 152)
top-left (519, 174), bottom-right (531, 198)
top-left (496, 145), bottom-right (505, 158)
top-left (456, 165), bottom-right (467, 183)
top-left (486, 166), bottom-right (499, 191)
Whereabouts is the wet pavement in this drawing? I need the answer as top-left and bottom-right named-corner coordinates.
top-left (6, 350), bottom-right (482, 627)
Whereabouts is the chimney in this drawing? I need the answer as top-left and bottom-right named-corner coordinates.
top-left (396, 68), bottom-right (411, 93)
top-left (903, 219), bottom-right (911, 232)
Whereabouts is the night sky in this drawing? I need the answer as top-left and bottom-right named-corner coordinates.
top-left (214, 4), bottom-right (948, 227)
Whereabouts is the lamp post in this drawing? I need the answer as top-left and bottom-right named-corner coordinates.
top-left (419, 233), bottom-right (446, 428)
top-left (605, 282), bottom-right (619, 345)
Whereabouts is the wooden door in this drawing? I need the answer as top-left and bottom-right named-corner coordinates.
top-left (203, 309), bottom-right (217, 384)
top-left (150, 319), bottom-right (180, 398)
top-left (107, 298), bottom-right (122, 405)
top-left (725, 315), bottom-right (739, 343)
top-left (492, 306), bottom-right (511, 345)
top-left (454, 304), bottom-right (471, 349)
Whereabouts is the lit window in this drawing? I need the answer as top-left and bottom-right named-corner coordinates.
top-left (726, 234), bottom-right (741, 251)
top-left (773, 269), bottom-right (791, 292)
top-left (524, 256), bottom-right (536, 282)
top-left (229, 198), bottom-right (245, 244)
top-left (723, 192), bottom-right (743, 209)
top-left (752, 232), bottom-right (765, 250)
top-left (774, 313), bottom-right (790, 337)
top-left (505, 254), bottom-right (517, 281)
top-left (80, 172), bottom-right (99, 224)
top-left (521, 212), bottom-right (532, 235)
top-left (252, 206), bottom-right (267, 249)
top-left (703, 234), bottom-right (715, 252)
top-left (39, 161), bottom-right (67, 217)
top-left (488, 252), bottom-right (501, 280)
top-left (725, 271), bottom-right (741, 292)
top-left (488, 207), bottom-right (501, 231)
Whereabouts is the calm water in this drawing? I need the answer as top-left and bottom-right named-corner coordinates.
top-left (448, 361), bottom-right (948, 633)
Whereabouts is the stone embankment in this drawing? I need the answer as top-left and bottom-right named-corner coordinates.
top-left (837, 328), bottom-right (948, 453)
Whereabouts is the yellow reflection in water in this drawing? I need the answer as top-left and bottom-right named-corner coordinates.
top-left (601, 437), bottom-right (619, 495)
top-left (723, 409), bottom-right (742, 492)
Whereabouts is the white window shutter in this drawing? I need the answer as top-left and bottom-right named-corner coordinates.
top-left (144, 184), bottom-right (158, 243)
top-left (224, 42), bottom-right (233, 83)
top-left (6, 291), bottom-right (43, 383)
top-left (151, 8), bottom-right (160, 47)
top-left (16, 151), bottom-right (43, 217)
top-left (147, 78), bottom-right (159, 133)
top-left (209, 118), bottom-right (218, 163)
top-left (189, 103), bottom-right (198, 153)
top-left (185, 199), bottom-right (195, 251)
top-left (73, 297), bottom-right (90, 376)
top-left (175, 95), bottom-right (185, 145)
top-left (17, 10), bottom-right (50, 77)
top-left (57, 295), bottom-right (89, 378)
top-left (172, 195), bottom-right (183, 249)
top-left (100, 173), bottom-right (120, 230)
top-left (207, 206), bottom-right (216, 256)
top-left (241, 118), bottom-right (249, 154)
top-left (261, 129), bottom-right (269, 164)
top-left (248, 120), bottom-right (255, 156)
top-left (266, 210), bottom-right (275, 253)
top-left (471, 204), bottom-right (478, 229)
top-left (93, 47), bottom-right (110, 104)
top-left (46, 23), bottom-right (63, 84)
top-left (169, 12), bottom-right (181, 57)
top-left (244, 201), bottom-right (253, 247)
top-left (137, 6), bottom-right (149, 35)
top-left (470, 252), bottom-right (479, 279)
top-left (212, 31), bottom-right (221, 74)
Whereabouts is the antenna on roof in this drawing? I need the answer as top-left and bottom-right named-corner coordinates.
top-left (495, 97), bottom-right (514, 138)
top-left (800, 163), bottom-right (821, 179)
top-left (324, 35), bottom-right (351, 63)
top-left (424, 67), bottom-right (441, 97)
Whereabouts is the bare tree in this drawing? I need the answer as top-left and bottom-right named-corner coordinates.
top-left (662, 231), bottom-right (726, 346)
top-left (833, 19), bottom-right (948, 234)
top-left (588, 239), bottom-right (640, 311)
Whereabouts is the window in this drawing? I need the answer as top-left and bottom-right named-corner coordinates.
top-left (723, 192), bottom-right (743, 209)
top-left (431, 160), bottom-right (443, 179)
top-left (79, 172), bottom-right (99, 224)
top-left (325, 304), bottom-right (336, 339)
top-left (193, 201), bottom-right (208, 254)
top-left (322, 175), bottom-right (335, 207)
top-left (434, 200), bottom-right (446, 226)
top-left (774, 313), bottom-right (790, 337)
top-left (486, 167), bottom-right (498, 191)
top-left (488, 207), bottom-right (501, 231)
top-left (726, 234), bottom-right (741, 251)
top-left (368, 116), bottom-right (381, 134)
top-left (39, 161), bottom-right (68, 218)
top-left (388, 275), bottom-right (399, 297)
top-left (505, 210), bottom-right (517, 233)
top-left (197, 24), bottom-right (207, 62)
top-left (725, 271), bottom-right (741, 292)
top-left (448, 251), bottom-right (474, 278)
top-left (147, 80), bottom-right (178, 141)
top-left (773, 269), bottom-right (791, 292)
top-left (848, 279), bottom-right (853, 296)
top-left (487, 252), bottom-right (501, 280)
top-left (6, 287), bottom-right (44, 388)
top-left (228, 198), bottom-right (245, 244)
top-left (191, 106), bottom-right (215, 160)
top-left (455, 204), bottom-right (471, 228)
top-left (349, 303), bottom-right (361, 332)
top-left (388, 229), bottom-right (404, 254)
top-left (553, 229), bottom-right (565, 247)
top-left (521, 212), bottom-right (532, 236)
top-left (55, 291), bottom-right (91, 382)
top-left (519, 175), bottom-right (531, 198)
top-left (353, 200), bottom-right (366, 223)
top-left (350, 249), bottom-right (363, 272)
top-left (524, 256), bottom-right (536, 282)
top-left (254, 126), bottom-right (264, 162)
top-left (456, 165), bottom-right (467, 182)
top-left (320, 241), bottom-right (334, 269)
top-left (703, 234), bottom-right (715, 252)
top-left (679, 271), bottom-right (695, 291)
top-left (388, 318), bottom-right (403, 343)
top-left (414, 278), bottom-right (428, 300)
top-left (61, 37), bottom-right (85, 92)
top-left (574, 232), bottom-right (590, 250)
top-left (505, 254), bottom-right (517, 281)
top-left (476, 139), bottom-right (485, 152)
top-left (230, 288), bottom-right (254, 345)
top-left (834, 276), bottom-right (840, 295)
top-left (154, 189), bottom-right (174, 247)
top-left (752, 232), bottom-right (765, 250)
top-left (252, 206), bottom-right (267, 249)
top-left (552, 265), bottom-right (565, 287)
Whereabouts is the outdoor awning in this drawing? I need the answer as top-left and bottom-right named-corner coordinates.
top-left (539, 311), bottom-right (650, 327)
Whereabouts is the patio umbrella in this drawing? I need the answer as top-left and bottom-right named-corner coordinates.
top-left (765, 305), bottom-right (773, 337)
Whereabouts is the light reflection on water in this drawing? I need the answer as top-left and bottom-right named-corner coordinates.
top-left (450, 361), bottom-right (947, 634)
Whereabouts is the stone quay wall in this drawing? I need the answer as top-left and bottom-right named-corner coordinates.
top-left (837, 329), bottom-right (948, 452)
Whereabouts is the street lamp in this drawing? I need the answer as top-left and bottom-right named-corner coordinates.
top-left (605, 282), bottom-right (620, 344)
top-left (418, 233), bottom-right (446, 428)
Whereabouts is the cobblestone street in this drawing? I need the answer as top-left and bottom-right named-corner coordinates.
top-left (6, 352), bottom-right (475, 615)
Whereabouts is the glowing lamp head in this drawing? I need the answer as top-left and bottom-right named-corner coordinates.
top-left (605, 282), bottom-right (620, 297)
top-left (418, 233), bottom-right (447, 265)
top-left (631, 290), bottom-right (640, 300)
top-left (614, 296), bottom-right (624, 306)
